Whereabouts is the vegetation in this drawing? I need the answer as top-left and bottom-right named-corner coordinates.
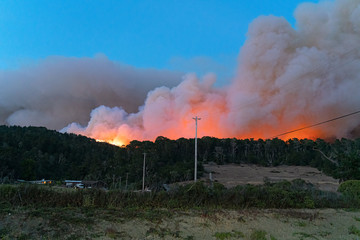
top-left (1, 125), bottom-right (360, 188)
top-left (338, 180), bottom-right (360, 201)
top-left (293, 232), bottom-right (320, 240)
top-left (0, 180), bottom-right (357, 209)
top-left (0, 125), bottom-right (200, 188)
top-left (1, 205), bottom-right (357, 239)
top-left (1, 125), bottom-right (360, 239)
top-left (348, 225), bottom-right (360, 236)
top-left (214, 231), bottom-right (245, 240)
top-left (250, 230), bottom-right (267, 240)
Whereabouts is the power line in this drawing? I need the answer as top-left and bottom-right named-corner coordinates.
top-left (201, 48), bottom-right (360, 138)
top-left (272, 110), bottom-right (360, 138)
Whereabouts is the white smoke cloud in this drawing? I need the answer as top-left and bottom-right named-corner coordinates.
top-left (3, 0), bottom-right (360, 143)
top-left (63, 73), bottom-right (227, 144)
top-left (225, 0), bottom-right (360, 139)
top-left (0, 55), bottom-right (182, 129)
top-left (65, 0), bottom-right (360, 144)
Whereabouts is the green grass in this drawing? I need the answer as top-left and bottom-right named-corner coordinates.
top-left (0, 227), bottom-right (11, 238)
top-left (146, 227), bottom-right (180, 238)
top-left (214, 231), bottom-right (245, 240)
top-left (141, 208), bottom-right (173, 223)
top-left (318, 231), bottom-right (330, 237)
top-left (293, 232), bottom-right (319, 240)
top-left (250, 229), bottom-right (267, 240)
top-left (348, 225), bottom-right (360, 236)
top-left (296, 221), bottom-right (307, 227)
top-left (105, 227), bottom-right (125, 239)
top-left (214, 232), bottom-right (233, 240)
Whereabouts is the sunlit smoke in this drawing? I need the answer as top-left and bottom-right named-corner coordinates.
top-left (2, 0), bottom-right (360, 146)
top-left (62, 0), bottom-right (360, 146)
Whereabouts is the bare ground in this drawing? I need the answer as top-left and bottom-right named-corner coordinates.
top-left (1, 208), bottom-right (360, 239)
top-left (201, 164), bottom-right (340, 192)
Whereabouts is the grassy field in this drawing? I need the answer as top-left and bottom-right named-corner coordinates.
top-left (1, 207), bottom-right (360, 239)
top-left (0, 164), bottom-right (358, 239)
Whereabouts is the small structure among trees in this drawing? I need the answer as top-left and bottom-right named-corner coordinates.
top-left (16, 179), bottom-right (53, 185)
top-left (64, 180), bottom-right (107, 189)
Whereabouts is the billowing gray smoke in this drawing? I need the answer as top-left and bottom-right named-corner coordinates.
top-left (0, 55), bottom-right (182, 129)
top-left (63, 0), bottom-right (360, 144)
top-left (224, 0), bottom-right (360, 140)
top-left (2, 0), bottom-right (360, 145)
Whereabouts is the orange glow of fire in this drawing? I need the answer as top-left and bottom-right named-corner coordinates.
top-left (96, 138), bottom-right (126, 147)
top-left (89, 102), bottom-right (330, 147)
top-left (93, 119), bottom-right (325, 147)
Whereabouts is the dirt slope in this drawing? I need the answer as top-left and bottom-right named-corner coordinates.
top-left (202, 164), bottom-right (339, 192)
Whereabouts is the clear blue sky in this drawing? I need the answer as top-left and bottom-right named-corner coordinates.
top-left (0, 0), bottom-right (318, 83)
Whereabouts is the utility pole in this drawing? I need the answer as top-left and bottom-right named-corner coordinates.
top-left (193, 116), bottom-right (201, 182)
top-left (142, 153), bottom-right (146, 192)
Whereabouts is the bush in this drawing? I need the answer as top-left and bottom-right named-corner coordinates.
top-left (0, 181), bottom-right (354, 209)
top-left (338, 180), bottom-right (360, 200)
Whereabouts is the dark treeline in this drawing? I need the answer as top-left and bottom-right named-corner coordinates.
top-left (1, 125), bottom-right (360, 188)
top-left (197, 136), bottom-right (360, 181)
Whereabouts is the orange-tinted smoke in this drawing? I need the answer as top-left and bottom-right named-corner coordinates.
top-left (63, 0), bottom-right (360, 146)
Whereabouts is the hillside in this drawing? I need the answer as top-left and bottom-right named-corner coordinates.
top-left (202, 164), bottom-right (339, 192)
top-left (0, 126), bottom-right (198, 188)
top-left (1, 125), bottom-right (360, 188)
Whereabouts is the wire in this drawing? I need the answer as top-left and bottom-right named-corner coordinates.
top-left (272, 110), bottom-right (360, 138)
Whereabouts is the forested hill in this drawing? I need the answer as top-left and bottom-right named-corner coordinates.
top-left (1, 125), bottom-right (360, 188)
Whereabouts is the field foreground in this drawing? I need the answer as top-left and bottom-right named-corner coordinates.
top-left (1, 207), bottom-right (360, 239)
top-left (0, 164), bottom-right (353, 239)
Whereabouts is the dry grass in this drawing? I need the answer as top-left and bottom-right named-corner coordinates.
top-left (202, 164), bottom-right (339, 192)
top-left (0, 164), bottom-right (347, 239)
top-left (1, 208), bottom-right (359, 239)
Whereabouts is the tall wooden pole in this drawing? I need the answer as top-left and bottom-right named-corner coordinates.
top-left (193, 116), bottom-right (201, 181)
top-left (142, 153), bottom-right (146, 191)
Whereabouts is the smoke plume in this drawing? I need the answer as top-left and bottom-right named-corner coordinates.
top-left (225, 0), bottom-right (360, 139)
top-left (0, 55), bottom-right (182, 129)
top-left (2, 0), bottom-right (360, 145)
top-left (63, 0), bottom-right (360, 145)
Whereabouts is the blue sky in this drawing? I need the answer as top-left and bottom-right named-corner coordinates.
top-left (0, 0), bottom-right (318, 84)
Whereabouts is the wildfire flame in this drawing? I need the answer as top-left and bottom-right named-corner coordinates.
top-left (96, 138), bottom-right (125, 147)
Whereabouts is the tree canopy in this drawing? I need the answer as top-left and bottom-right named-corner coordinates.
top-left (1, 125), bottom-right (360, 188)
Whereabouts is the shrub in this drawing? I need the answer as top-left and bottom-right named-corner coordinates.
top-left (250, 229), bottom-right (267, 240)
top-left (349, 225), bottom-right (360, 236)
top-left (0, 180), bottom-right (353, 209)
top-left (338, 180), bottom-right (360, 200)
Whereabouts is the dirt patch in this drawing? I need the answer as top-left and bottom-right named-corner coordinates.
top-left (202, 164), bottom-right (339, 192)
